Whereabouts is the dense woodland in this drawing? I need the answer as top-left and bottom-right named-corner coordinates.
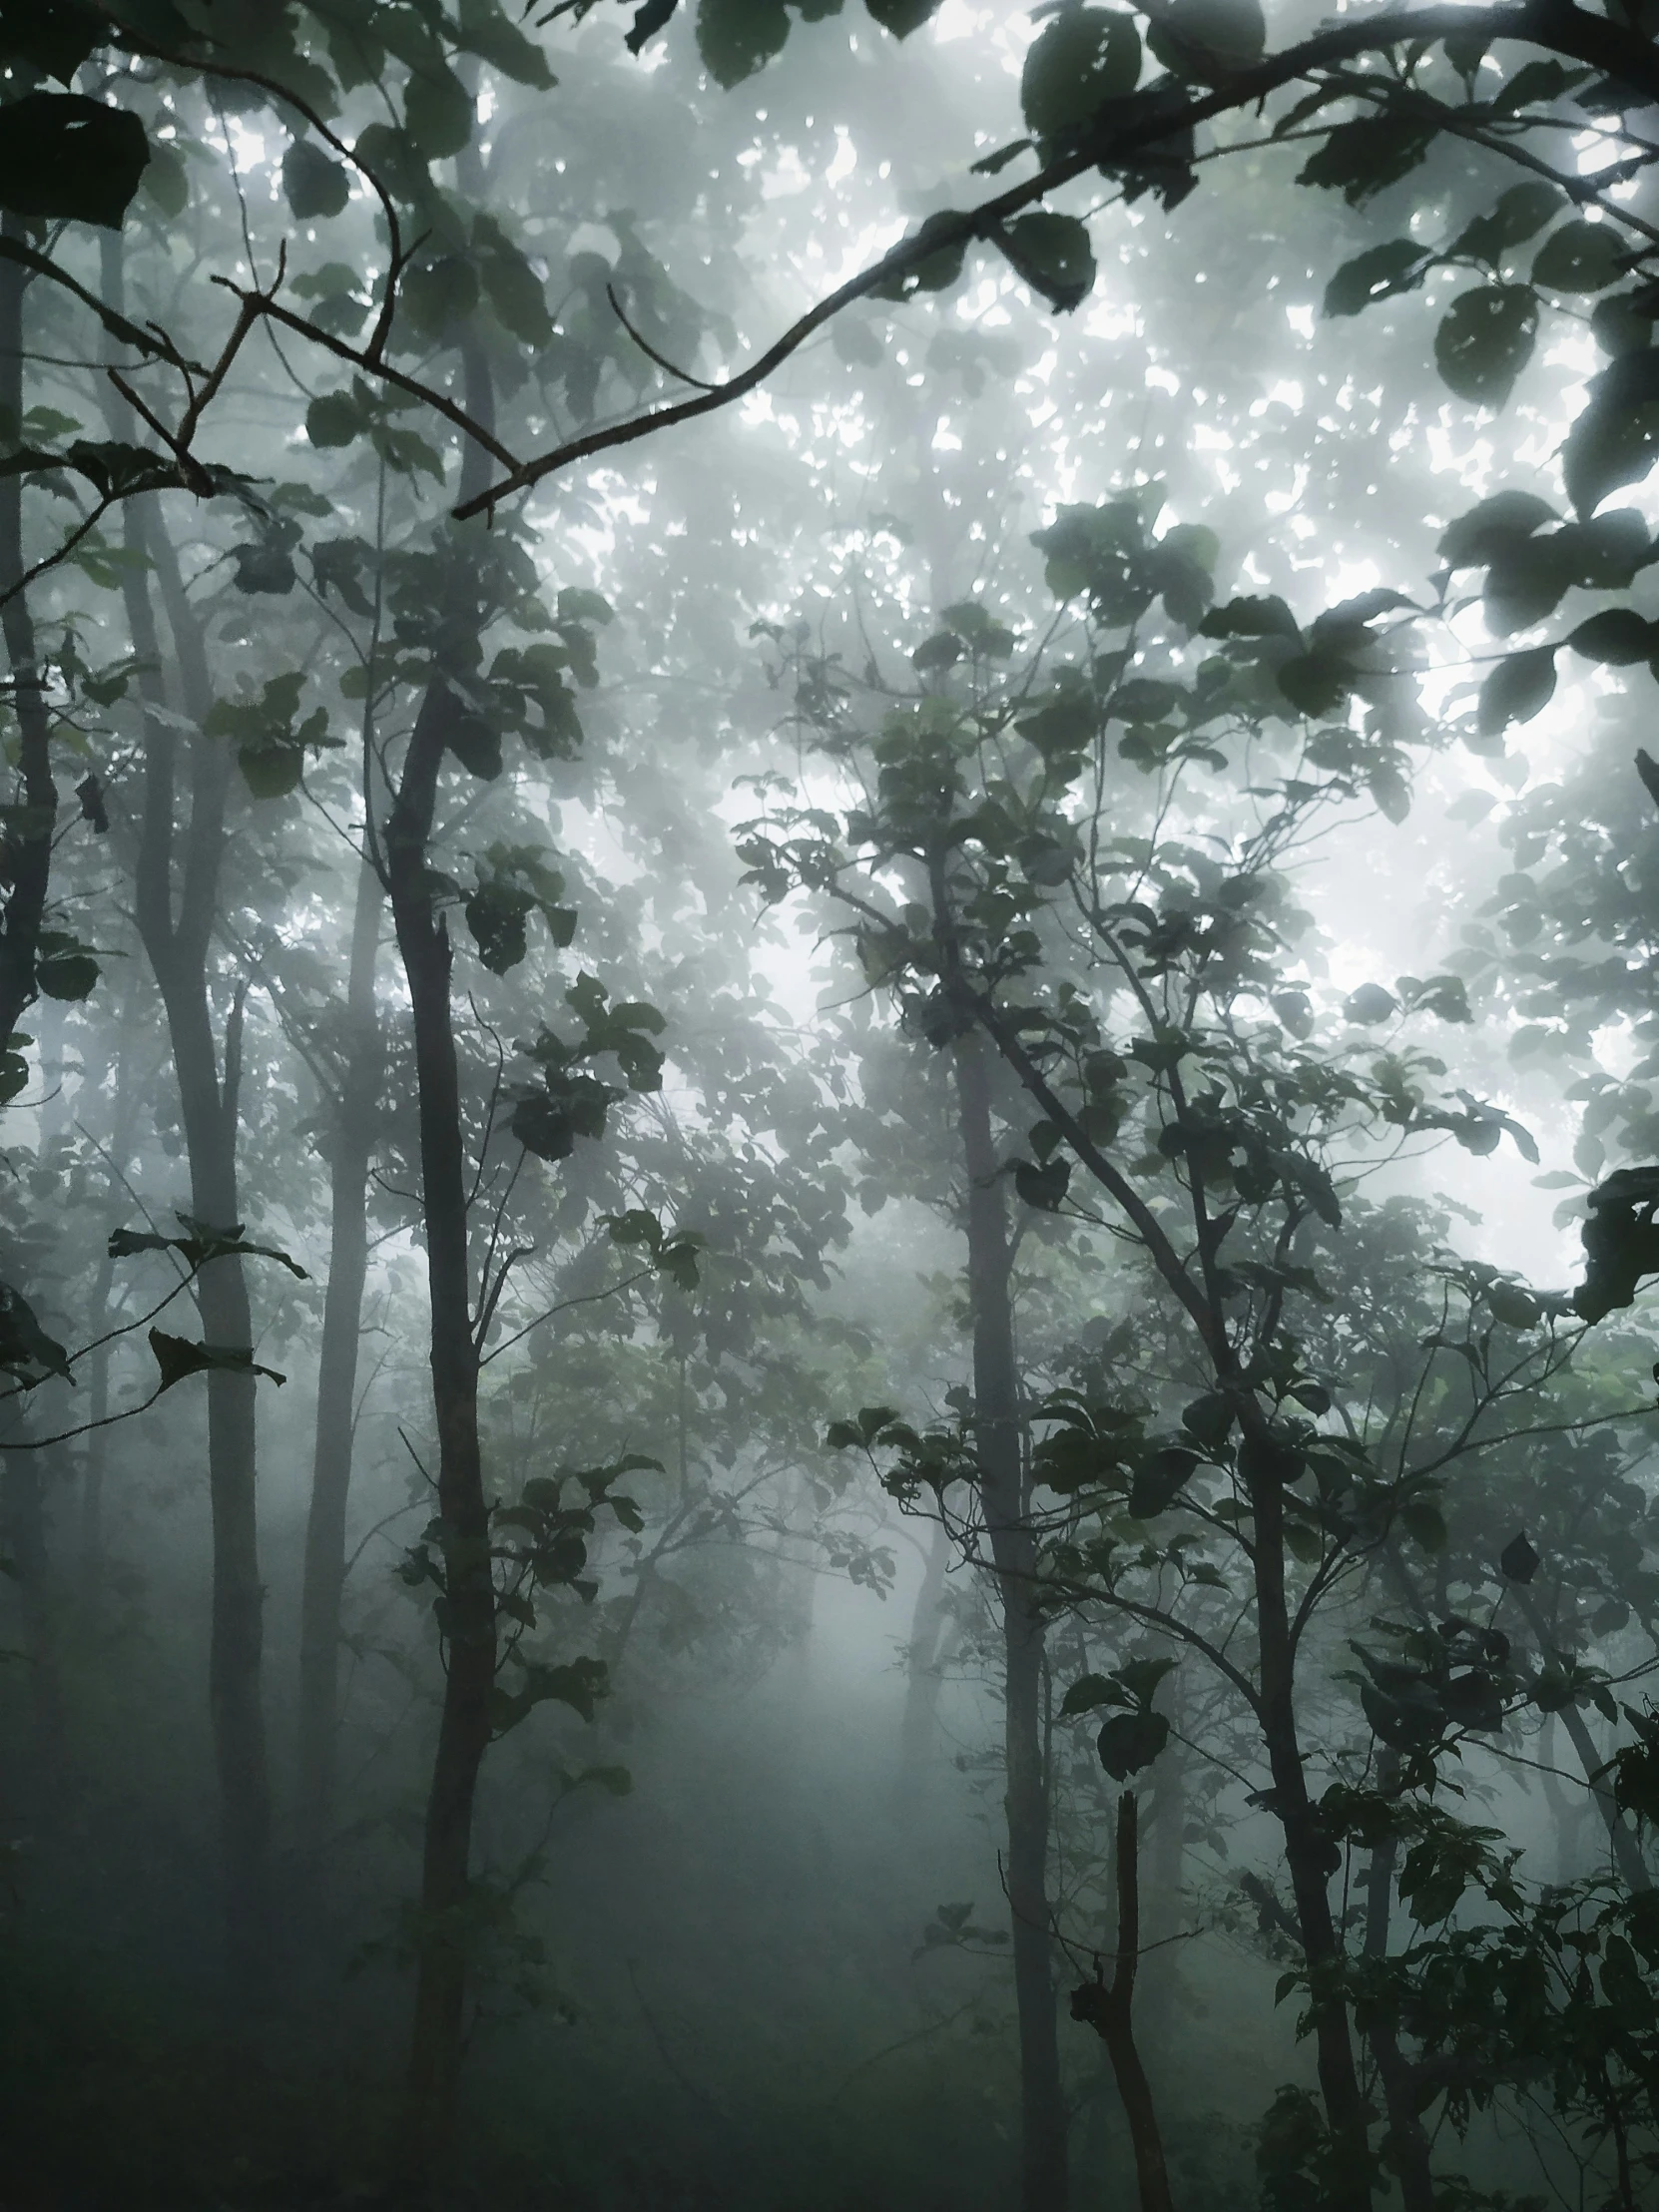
top-left (12, 2), bottom-right (1659, 2208)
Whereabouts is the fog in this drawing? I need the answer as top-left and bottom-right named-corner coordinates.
top-left (3, 5), bottom-right (1659, 2210)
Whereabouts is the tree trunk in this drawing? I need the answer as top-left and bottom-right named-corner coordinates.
top-left (1070, 1793), bottom-right (1176, 2212)
top-left (0, 215), bottom-right (59, 1058)
top-left (294, 850), bottom-right (383, 1855)
top-left (126, 493), bottom-right (273, 2007)
top-left (1511, 1588), bottom-right (1649, 1893)
top-left (953, 1027), bottom-right (1068, 2212)
top-left (391, 343), bottom-right (500, 2168)
top-left (1357, 1751), bottom-right (1434, 2212)
top-left (1246, 1439), bottom-right (1373, 2210)
top-left (896, 1516), bottom-right (952, 1798)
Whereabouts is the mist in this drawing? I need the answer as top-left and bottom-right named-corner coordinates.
top-left (3, 5), bottom-right (1659, 2210)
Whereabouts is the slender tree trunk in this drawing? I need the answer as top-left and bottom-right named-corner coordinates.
top-left (389, 667), bottom-right (495, 2161)
top-left (124, 490), bottom-right (273, 2006)
top-left (0, 1428), bottom-right (64, 1822)
top-left (1070, 1793), bottom-right (1176, 2212)
top-left (1357, 1750), bottom-right (1435, 2212)
top-left (1511, 1587), bottom-right (1649, 1892)
top-left (390, 344), bottom-right (500, 2166)
top-left (896, 1517), bottom-right (952, 1797)
top-left (1246, 1436), bottom-right (1373, 2210)
top-left (78, 972), bottom-right (145, 1572)
top-left (1140, 1679), bottom-right (1188, 2054)
top-left (0, 216), bottom-right (59, 1058)
top-left (953, 1026), bottom-right (1067, 2212)
top-left (294, 850), bottom-right (383, 1855)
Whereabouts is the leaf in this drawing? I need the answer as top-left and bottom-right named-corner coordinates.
top-left (149, 1328), bottom-right (284, 1392)
top-left (1014, 1156), bottom-right (1071, 1211)
top-left (695, 0), bottom-right (791, 85)
top-left (306, 389), bottom-right (365, 448)
top-left (1343, 982), bottom-right (1396, 1025)
top-left (0, 0), bottom-right (106, 82)
top-left (1020, 7), bottom-right (1142, 140)
top-left (1485, 1279), bottom-right (1540, 1329)
top-left (994, 213), bottom-right (1096, 313)
top-left (863, 0), bottom-right (937, 34)
top-left (0, 92), bottom-right (149, 229)
top-left (1562, 349), bottom-right (1659, 517)
top-left (281, 139), bottom-right (350, 220)
top-left (1298, 115), bottom-right (1433, 206)
top-left (1532, 218), bottom-right (1625, 294)
top-left (1199, 594), bottom-right (1301, 643)
top-left (1433, 284), bottom-right (1538, 406)
top-left (1448, 181), bottom-right (1563, 265)
top-left (403, 62), bottom-right (475, 159)
top-left (1322, 240), bottom-right (1427, 318)
top-left (1096, 1708), bottom-right (1170, 1780)
top-left (1477, 646), bottom-right (1556, 738)
top-left (1060, 1672), bottom-right (1119, 1717)
top-left (1437, 491), bottom-right (1557, 569)
top-left (1276, 649), bottom-right (1354, 719)
top-left (34, 930), bottom-right (97, 1001)
top-left (0, 1279), bottom-right (71, 1385)
top-left (1567, 608), bottom-right (1657, 664)
top-left (1128, 1443), bottom-right (1200, 1517)
top-left (1499, 1530), bottom-right (1540, 1584)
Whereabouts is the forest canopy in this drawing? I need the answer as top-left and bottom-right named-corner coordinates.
top-left (6, 3), bottom-right (1659, 2210)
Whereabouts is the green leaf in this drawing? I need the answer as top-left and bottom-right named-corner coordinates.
top-left (696, 0), bottom-right (790, 85)
top-left (306, 389), bottom-right (365, 448)
top-left (1343, 982), bottom-right (1396, 1024)
top-left (456, 0), bottom-right (558, 85)
top-left (1096, 1708), bottom-right (1170, 1780)
top-left (863, 0), bottom-right (936, 35)
top-left (149, 1328), bottom-right (284, 1392)
top-left (479, 240), bottom-right (553, 348)
top-left (994, 213), bottom-right (1096, 313)
top-left (34, 930), bottom-right (97, 1001)
top-left (1322, 239), bottom-right (1427, 318)
top-left (1448, 181), bottom-right (1562, 264)
top-left (1500, 1530), bottom-right (1539, 1583)
top-left (1060, 1672), bottom-right (1119, 1717)
top-left (1565, 608), bottom-right (1657, 665)
top-left (140, 140), bottom-right (189, 218)
top-left (403, 63), bottom-right (475, 159)
top-left (1433, 284), bottom-right (1538, 406)
top-left (1020, 8), bottom-right (1141, 140)
top-left (1437, 490), bottom-right (1557, 569)
top-left (0, 92), bottom-right (149, 229)
top-left (1485, 1279), bottom-right (1540, 1329)
top-left (1532, 218), bottom-right (1625, 294)
top-left (1199, 594), bottom-right (1301, 643)
top-left (0, 1278), bottom-right (71, 1385)
top-left (281, 139), bottom-right (350, 220)
top-left (1298, 115), bottom-right (1434, 207)
top-left (1563, 350), bottom-right (1659, 517)
top-left (0, 0), bottom-right (105, 82)
top-left (1128, 1443), bottom-right (1200, 1518)
top-left (1477, 645), bottom-right (1556, 738)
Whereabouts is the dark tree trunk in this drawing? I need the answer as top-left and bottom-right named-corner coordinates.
top-left (1246, 1447), bottom-right (1373, 2210)
top-left (390, 345), bottom-right (500, 2168)
top-left (1511, 1587), bottom-right (1648, 1892)
top-left (952, 1027), bottom-right (1068, 2212)
top-left (388, 665), bottom-right (496, 2163)
top-left (0, 217), bottom-right (59, 1058)
top-left (125, 492), bottom-right (273, 2007)
top-left (294, 850), bottom-right (383, 1855)
top-left (1070, 1793), bottom-right (1176, 2212)
top-left (896, 1516), bottom-right (952, 1798)
top-left (1357, 1750), bottom-right (1434, 2212)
